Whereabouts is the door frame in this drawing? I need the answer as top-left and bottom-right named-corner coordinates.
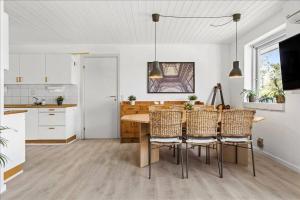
top-left (80, 54), bottom-right (120, 139)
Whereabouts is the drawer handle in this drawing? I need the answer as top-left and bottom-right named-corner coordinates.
top-left (49, 114), bottom-right (55, 116)
top-left (49, 109), bottom-right (55, 111)
top-left (48, 128), bottom-right (55, 130)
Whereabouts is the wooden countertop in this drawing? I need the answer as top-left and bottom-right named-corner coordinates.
top-left (4, 110), bottom-right (28, 115)
top-left (121, 113), bottom-right (265, 124)
top-left (5, 104), bottom-right (77, 108)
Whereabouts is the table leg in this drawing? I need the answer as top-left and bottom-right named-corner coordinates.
top-left (139, 123), bottom-right (159, 168)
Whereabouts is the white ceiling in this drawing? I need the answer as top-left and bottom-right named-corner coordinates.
top-left (5, 0), bottom-right (286, 44)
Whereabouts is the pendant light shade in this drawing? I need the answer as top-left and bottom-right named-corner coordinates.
top-left (229, 61), bottom-right (242, 77)
top-left (149, 14), bottom-right (163, 79)
top-left (229, 13), bottom-right (242, 78)
top-left (149, 61), bottom-right (163, 79)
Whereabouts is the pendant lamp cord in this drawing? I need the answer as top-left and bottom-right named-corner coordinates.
top-left (155, 22), bottom-right (157, 61)
top-left (235, 21), bottom-right (238, 61)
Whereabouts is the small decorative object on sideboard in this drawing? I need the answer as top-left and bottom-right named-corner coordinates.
top-left (56, 96), bottom-right (64, 106)
top-left (188, 95), bottom-right (197, 105)
top-left (128, 95), bottom-right (136, 105)
top-left (240, 89), bottom-right (257, 102)
top-left (184, 102), bottom-right (193, 110)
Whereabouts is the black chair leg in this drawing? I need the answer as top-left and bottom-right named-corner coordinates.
top-left (250, 141), bottom-right (256, 177)
top-left (180, 144), bottom-right (184, 179)
top-left (173, 145), bottom-right (176, 157)
top-left (198, 145), bottom-right (201, 157)
top-left (220, 142), bottom-right (223, 178)
top-left (235, 144), bottom-right (238, 164)
top-left (177, 144), bottom-right (180, 165)
top-left (186, 143), bottom-right (188, 179)
top-left (206, 145), bottom-right (210, 164)
top-left (148, 136), bottom-right (151, 179)
top-left (216, 143), bottom-right (221, 177)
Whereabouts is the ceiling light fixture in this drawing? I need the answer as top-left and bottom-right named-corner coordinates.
top-left (229, 13), bottom-right (242, 78)
top-left (149, 13), bottom-right (163, 79)
top-left (150, 13), bottom-right (243, 78)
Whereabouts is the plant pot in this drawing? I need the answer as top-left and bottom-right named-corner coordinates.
top-left (57, 100), bottom-right (63, 106)
top-left (189, 100), bottom-right (195, 105)
top-left (130, 101), bottom-right (135, 106)
top-left (248, 96), bottom-right (256, 102)
top-left (276, 95), bottom-right (285, 103)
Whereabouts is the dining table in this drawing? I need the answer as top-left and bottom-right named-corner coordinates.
top-left (121, 113), bottom-right (265, 168)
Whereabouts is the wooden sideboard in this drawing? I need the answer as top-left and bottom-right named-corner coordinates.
top-left (120, 101), bottom-right (203, 143)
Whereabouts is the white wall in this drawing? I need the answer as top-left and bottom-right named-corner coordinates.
top-left (10, 44), bottom-right (230, 103)
top-left (227, 1), bottom-right (300, 172)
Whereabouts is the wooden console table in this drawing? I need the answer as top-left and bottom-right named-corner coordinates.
top-left (121, 113), bottom-right (264, 168)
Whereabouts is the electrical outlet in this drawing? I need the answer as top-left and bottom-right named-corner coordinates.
top-left (257, 138), bottom-right (264, 148)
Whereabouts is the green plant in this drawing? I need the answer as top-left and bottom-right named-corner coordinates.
top-left (240, 89), bottom-right (257, 98)
top-left (128, 95), bottom-right (136, 101)
top-left (188, 95), bottom-right (197, 101)
top-left (184, 102), bottom-right (193, 110)
top-left (0, 126), bottom-right (9, 167)
top-left (56, 96), bottom-right (64, 101)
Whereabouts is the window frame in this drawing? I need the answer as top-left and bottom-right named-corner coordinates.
top-left (251, 32), bottom-right (286, 99)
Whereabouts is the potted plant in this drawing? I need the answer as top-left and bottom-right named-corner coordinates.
top-left (128, 95), bottom-right (136, 105)
top-left (0, 126), bottom-right (9, 167)
top-left (269, 89), bottom-right (285, 103)
top-left (56, 96), bottom-right (64, 106)
top-left (240, 89), bottom-right (257, 102)
top-left (188, 95), bottom-right (197, 105)
top-left (184, 102), bottom-right (193, 110)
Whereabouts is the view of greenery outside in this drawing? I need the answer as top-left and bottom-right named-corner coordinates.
top-left (257, 47), bottom-right (284, 103)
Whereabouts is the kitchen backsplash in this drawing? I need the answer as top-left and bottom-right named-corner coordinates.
top-left (4, 85), bottom-right (78, 105)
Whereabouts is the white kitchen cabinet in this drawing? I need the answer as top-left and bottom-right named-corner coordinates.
top-left (45, 54), bottom-right (75, 84)
top-left (19, 54), bottom-right (45, 84)
top-left (4, 54), bottom-right (19, 84)
top-left (25, 109), bottom-right (39, 140)
top-left (2, 12), bottom-right (9, 70)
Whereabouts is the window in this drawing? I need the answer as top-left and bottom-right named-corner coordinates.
top-left (252, 33), bottom-right (286, 103)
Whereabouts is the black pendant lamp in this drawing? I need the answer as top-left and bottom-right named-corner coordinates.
top-left (229, 13), bottom-right (242, 78)
top-left (149, 14), bottom-right (163, 79)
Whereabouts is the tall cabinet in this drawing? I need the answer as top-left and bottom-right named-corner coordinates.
top-left (5, 54), bottom-right (76, 84)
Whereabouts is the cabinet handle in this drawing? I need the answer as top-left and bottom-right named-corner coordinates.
top-left (45, 76), bottom-right (48, 83)
top-left (16, 77), bottom-right (19, 82)
top-left (48, 128), bottom-right (55, 130)
top-left (49, 109), bottom-right (55, 111)
top-left (20, 77), bottom-right (23, 82)
top-left (49, 113), bottom-right (55, 116)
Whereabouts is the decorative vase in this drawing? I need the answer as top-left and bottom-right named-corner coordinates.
top-left (57, 100), bottom-right (63, 106)
top-left (248, 96), bottom-right (256, 103)
top-left (189, 100), bottom-right (195, 105)
top-left (130, 101), bottom-right (135, 106)
top-left (276, 95), bottom-right (285, 103)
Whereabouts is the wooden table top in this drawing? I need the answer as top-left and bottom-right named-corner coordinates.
top-left (121, 113), bottom-right (265, 124)
top-left (4, 110), bottom-right (28, 115)
top-left (5, 104), bottom-right (77, 108)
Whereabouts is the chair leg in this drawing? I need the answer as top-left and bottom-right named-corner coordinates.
top-left (186, 143), bottom-right (188, 179)
top-left (235, 144), bottom-right (238, 164)
top-left (173, 145), bottom-right (176, 157)
top-left (177, 144), bottom-right (180, 165)
top-left (216, 143), bottom-right (221, 177)
top-left (180, 144), bottom-right (184, 179)
top-left (206, 145), bottom-right (210, 164)
top-left (148, 136), bottom-right (151, 179)
top-left (250, 141), bottom-right (256, 177)
top-left (198, 145), bottom-right (201, 157)
top-left (220, 142), bottom-right (224, 178)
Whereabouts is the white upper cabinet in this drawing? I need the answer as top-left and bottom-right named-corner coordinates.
top-left (45, 54), bottom-right (75, 84)
top-left (2, 12), bottom-right (9, 70)
top-left (5, 54), bottom-right (20, 84)
top-left (19, 54), bottom-right (45, 84)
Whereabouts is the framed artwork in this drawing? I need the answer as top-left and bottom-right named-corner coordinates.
top-left (147, 62), bottom-right (195, 93)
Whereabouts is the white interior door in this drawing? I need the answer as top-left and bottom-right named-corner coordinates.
top-left (83, 56), bottom-right (118, 139)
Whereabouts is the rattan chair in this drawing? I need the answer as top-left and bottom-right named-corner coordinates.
top-left (148, 110), bottom-right (184, 179)
top-left (185, 109), bottom-right (220, 178)
top-left (219, 109), bottom-right (256, 178)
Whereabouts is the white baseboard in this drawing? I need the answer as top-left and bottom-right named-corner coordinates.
top-left (254, 147), bottom-right (300, 174)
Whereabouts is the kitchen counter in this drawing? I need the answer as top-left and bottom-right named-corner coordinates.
top-left (5, 104), bottom-right (77, 108)
top-left (4, 110), bottom-right (28, 115)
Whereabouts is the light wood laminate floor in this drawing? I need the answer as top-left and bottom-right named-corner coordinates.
top-left (1, 140), bottom-right (300, 200)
